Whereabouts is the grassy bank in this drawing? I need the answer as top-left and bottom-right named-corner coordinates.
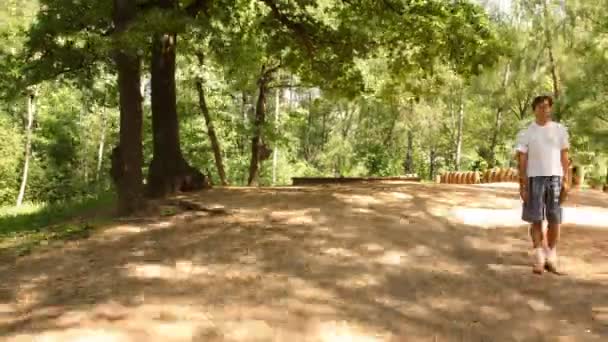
top-left (0, 192), bottom-right (116, 256)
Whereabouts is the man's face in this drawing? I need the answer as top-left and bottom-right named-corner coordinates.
top-left (534, 100), bottom-right (552, 121)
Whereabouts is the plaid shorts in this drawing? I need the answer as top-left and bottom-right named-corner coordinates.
top-left (522, 176), bottom-right (563, 224)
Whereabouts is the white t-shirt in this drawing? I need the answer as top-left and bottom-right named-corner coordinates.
top-left (515, 121), bottom-right (569, 177)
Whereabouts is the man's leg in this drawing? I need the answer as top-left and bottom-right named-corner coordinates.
top-left (530, 222), bottom-right (545, 273)
top-left (530, 222), bottom-right (544, 248)
top-left (523, 177), bottom-right (547, 274)
top-left (545, 176), bottom-right (563, 270)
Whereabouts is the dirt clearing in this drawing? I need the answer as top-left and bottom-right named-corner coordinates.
top-left (1, 183), bottom-right (607, 341)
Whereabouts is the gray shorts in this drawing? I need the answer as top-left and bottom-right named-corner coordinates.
top-left (522, 176), bottom-right (563, 224)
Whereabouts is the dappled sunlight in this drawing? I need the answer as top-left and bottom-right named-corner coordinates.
top-left (444, 205), bottom-right (608, 229)
top-left (322, 246), bottom-right (359, 258)
top-left (360, 242), bottom-right (384, 253)
top-left (375, 250), bottom-right (408, 266)
top-left (352, 207), bottom-right (373, 214)
top-left (373, 191), bottom-right (414, 202)
top-left (123, 261), bottom-right (263, 281)
top-left (428, 297), bottom-right (471, 313)
top-left (563, 206), bottom-right (608, 228)
top-left (7, 328), bottom-right (134, 342)
top-left (146, 221), bottom-right (173, 229)
top-left (479, 305), bottom-right (513, 322)
top-left (289, 278), bottom-right (336, 301)
top-left (316, 320), bottom-right (388, 342)
top-left (268, 208), bottom-right (321, 225)
top-left (448, 207), bottom-right (524, 228)
top-left (102, 224), bottom-right (143, 235)
top-left (333, 193), bottom-right (383, 206)
top-left (412, 259), bottom-right (472, 276)
top-left (337, 273), bottom-right (382, 289)
top-left (3, 183), bottom-right (608, 341)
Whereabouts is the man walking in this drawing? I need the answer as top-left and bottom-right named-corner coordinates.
top-left (515, 95), bottom-right (570, 274)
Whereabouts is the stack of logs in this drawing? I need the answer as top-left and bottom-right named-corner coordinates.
top-left (440, 168), bottom-right (519, 184)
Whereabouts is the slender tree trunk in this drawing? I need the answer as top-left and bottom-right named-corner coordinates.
top-left (489, 62), bottom-right (511, 168)
top-left (404, 130), bottom-right (414, 174)
top-left (248, 66), bottom-right (275, 186)
top-left (383, 103), bottom-right (399, 146)
top-left (455, 93), bottom-right (464, 171)
top-left (542, 0), bottom-right (561, 121)
top-left (16, 92), bottom-right (35, 206)
top-left (429, 146), bottom-right (436, 180)
top-left (195, 55), bottom-right (227, 186)
top-left (96, 105), bottom-right (106, 182)
top-left (111, 0), bottom-right (145, 214)
top-left (147, 24), bottom-right (207, 197)
top-left (81, 99), bottom-right (89, 184)
top-left (272, 87), bottom-right (280, 185)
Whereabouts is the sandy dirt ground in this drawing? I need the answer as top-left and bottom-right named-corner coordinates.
top-left (1, 182), bottom-right (607, 341)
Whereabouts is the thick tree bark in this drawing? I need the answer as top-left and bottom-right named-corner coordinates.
top-left (195, 53), bottom-right (228, 186)
top-left (455, 93), bottom-right (464, 171)
top-left (248, 65), bottom-right (277, 186)
top-left (489, 62), bottom-right (511, 168)
top-left (111, 0), bottom-right (145, 214)
top-left (147, 28), bottom-right (208, 197)
top-left (16, 92), bottom-right (35, 206)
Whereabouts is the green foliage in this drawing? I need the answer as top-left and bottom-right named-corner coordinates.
top-left (0, 114), bottom-right (23, 204)
top-left (1, 0), bottom-right (607, 215)
top-left (0, 191), bottom-right (114, 255)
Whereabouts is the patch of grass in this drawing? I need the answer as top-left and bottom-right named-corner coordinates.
top-left (0, 192), bottom-right (116, 256)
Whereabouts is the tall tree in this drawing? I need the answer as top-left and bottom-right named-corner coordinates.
top-left (16, 90), bottom-right (36, 206)
top-left (110, 0), bottom-right (145, 214)
top-left (146, 0), bottom-right (209, 197)
top-left (195, 52), bottom-right (228, 186)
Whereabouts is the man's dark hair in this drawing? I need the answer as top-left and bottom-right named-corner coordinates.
top-left (532, 95), bottom-right (553, 110)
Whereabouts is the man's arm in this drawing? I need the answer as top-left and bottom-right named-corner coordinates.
top-left (559, 125), bottom-right (570, 188)
top-left (518, 151), bottom-right (528, 186)
top-left (561, 149), bottom-right (569, 187)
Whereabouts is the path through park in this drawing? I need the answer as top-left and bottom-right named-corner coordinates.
top-left (1, 182), bottom-right (608, 341)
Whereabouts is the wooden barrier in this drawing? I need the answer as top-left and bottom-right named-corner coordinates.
top-left (440, 168), bottom-right (520, 185)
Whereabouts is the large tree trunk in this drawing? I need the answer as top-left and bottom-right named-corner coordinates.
top-left (489, 62), bottom-right (511, 168)
top-left (147, 26), bottom-right (208, 197)
top-left (248, 65), bottom-right (276, 186)
top-left (195, 53), bottom-right (228, 186)
top-left (455, 93), bottom-right (464, 171)
top-left (111, 0), bottom-right (145, 214)
top-left (16, 91), bottom-right (35, 206)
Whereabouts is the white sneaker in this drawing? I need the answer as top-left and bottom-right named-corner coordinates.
top-left (545, 248), bottom-right (559, 273)
top-left (533, 248), bottom-right (545, 274)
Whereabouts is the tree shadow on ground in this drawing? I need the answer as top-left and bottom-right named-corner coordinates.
top-left (1, 183), bottom-right (607, 341)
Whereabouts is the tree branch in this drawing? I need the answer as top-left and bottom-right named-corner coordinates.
top-left (268, 82), bottom-right (305, 89)
top-left (185, 0), bottom-right (210, 18)
top-left (258, 0), bottom-right (315, 56)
